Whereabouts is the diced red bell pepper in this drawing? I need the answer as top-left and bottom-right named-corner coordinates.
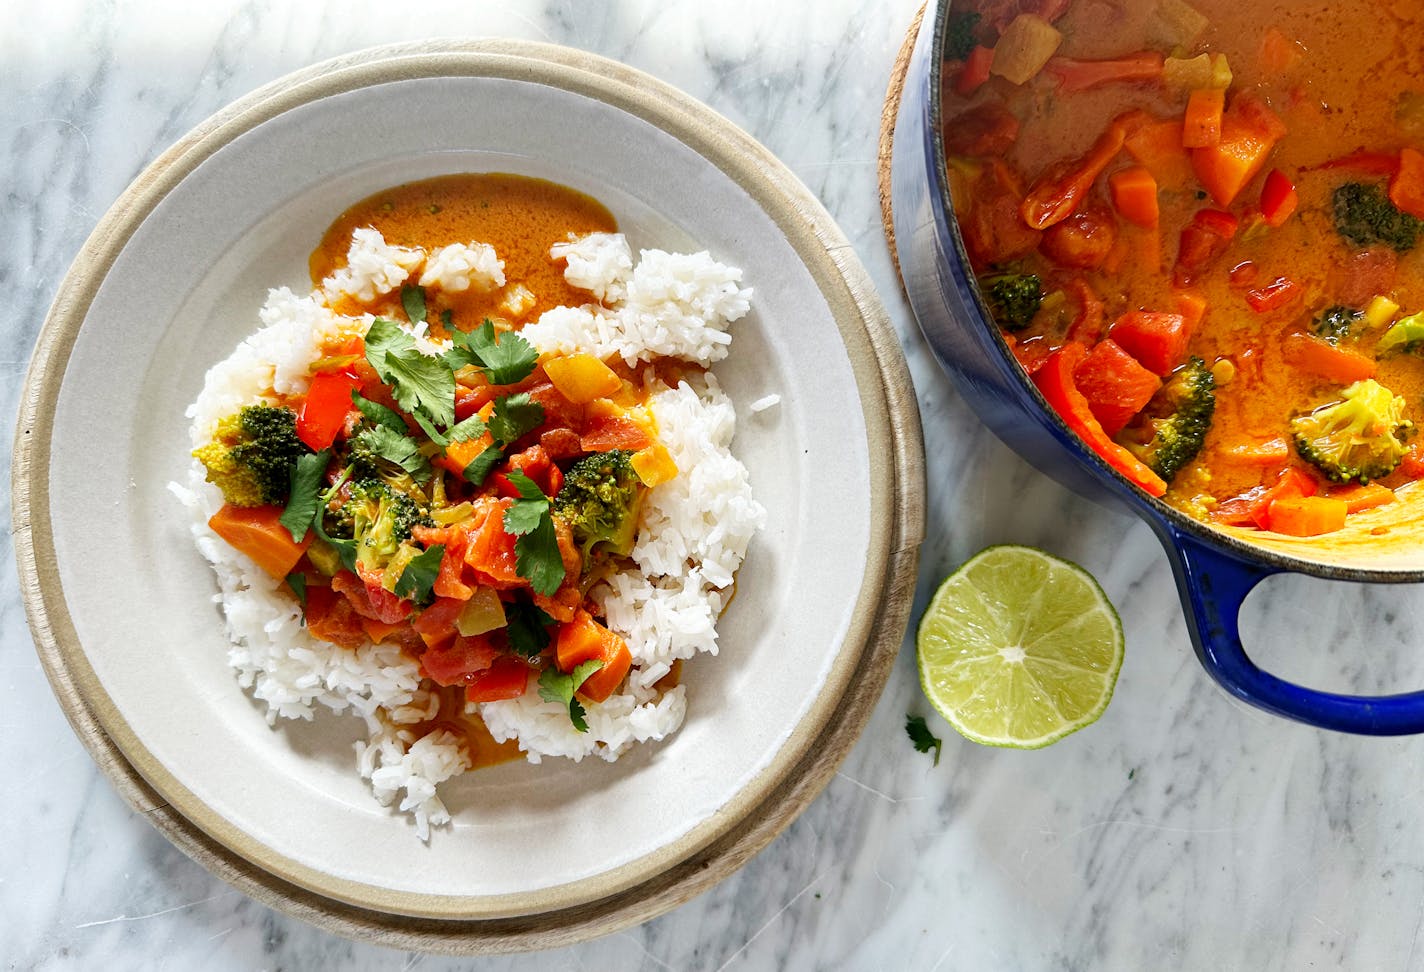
top-left (1031, 344), bottom-right (1168, 497)
top-left (1212, 466), bottom-right (1318, 530)
top-left (464, 654), bottom-right (532, 703)
top-left (1174, 208), bottom-right (1239, 285)
top-left (1043, 51), bottom-right (1164, 94)
top-left (1311, 151), bottom-right (1400, 176)
top-left (1245, 276), bottom-right (1301, 313)
top-left (1259, 169), bottom-right (1299, 227)
top-left (1072, 339), bottom-right (1162, 436)
top-left (1109, 311), bottom-right (1191, 376)
top-left (296, 371), bottom-right (361, 451)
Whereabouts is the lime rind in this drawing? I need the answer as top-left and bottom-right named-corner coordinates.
top-left (916, 545), bottom-right (1124, 749)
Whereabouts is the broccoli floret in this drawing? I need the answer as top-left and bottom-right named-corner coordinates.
top-left (1376, 312), bottom-right (1424, 356)
top-left (1290, 379), bottom-right (1415, 484)
top-left (979, 272), bottom-right (1043, 332)
top-left (1333, 182), bottom-right (1424, 252)
top-left (328, 478), bottom-right (433, 573)
top-left (552, 450), bottom-right (646, 567)
top-left (1120, 357), bottom-right (1216, 483)
top-left (193, 404), bottom-right (310, 507)
top-left (945, 11), bottom-right (982, 62)
top-left (1311, 305), bottom-right (1365, 345)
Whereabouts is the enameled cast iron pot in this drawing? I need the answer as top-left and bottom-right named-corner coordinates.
top-left (890, 2), bottom-right (1424, 735)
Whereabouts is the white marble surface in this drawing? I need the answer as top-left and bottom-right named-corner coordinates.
top-left (8, 1), bottom-right (1424, 969)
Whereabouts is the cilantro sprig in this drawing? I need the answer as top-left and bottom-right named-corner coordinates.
top-left (280, 448), bottom-right (331, 542)
top-left (354, 424), bottom-right (432, 484)
top-left (462, 392), bottom-right (545, 488)
top-left (364, 318), bottom-right (455, 428)
top-left (502, 470), bottom-right (566, 597)
top-left (446, 319), bottom-right (540, 386)
top-left (538, 660), bottom-right (605, 732)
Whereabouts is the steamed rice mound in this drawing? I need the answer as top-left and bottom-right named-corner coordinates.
top-left (172, 229), bottom-right (763, 838)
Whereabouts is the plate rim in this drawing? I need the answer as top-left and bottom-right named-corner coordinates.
top-left (13, 37), bottom-right (925, 941)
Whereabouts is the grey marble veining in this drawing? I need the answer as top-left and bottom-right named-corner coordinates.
top-left (8, 1), bottom-right (1424, 970)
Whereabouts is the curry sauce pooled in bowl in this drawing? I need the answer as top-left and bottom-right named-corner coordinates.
top-left (943, 0), bottom-right (1424, 544)
top-left (171, 174), bottom-right (765, 838)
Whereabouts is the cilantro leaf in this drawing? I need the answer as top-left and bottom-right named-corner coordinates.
top-left (462, 445), bottom-right (506, 487)
top-left (447, 413), bottom-right (487, 443)
top-left (285, 571), bottom-right (308, 609)
top-left (505, 597), bottom-right (554, 658)
top-left (441, 309), bottom-right (453, 329)
top-left (488, 392), bottom-right (544, 446)
top-left (280, 449), bottom-right (330, 542)
top-left (351, 391), bottom-right (407, 434)
top-left (355, 424), bottom-right (432, 484)
top-left (905, 715), bottom-right (942, 766)
top-left (501, 471), bottom-right (565, 595)
top-left (502, 470), bottom-right (549, 535)
top-left (393, 544), bottom-right (445, 604)
top-left (364, 318), bottom-right (455, 428)
top-left (409, 408), bottom-right (449, 448)
top-left (401, 284), bottom-right (427, 324)
top-left (537, 659), bottom-right (605, 732)
top-left (515, 516), bottom-right (565, 597)
top-left (446, 319), bottom-right (540, 385)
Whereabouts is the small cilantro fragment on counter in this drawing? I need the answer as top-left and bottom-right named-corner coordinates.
top-left (906, 714), bottom-right (943, 766)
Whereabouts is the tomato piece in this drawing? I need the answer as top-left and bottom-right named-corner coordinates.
top-left (1072, 339), bottom-right (1162, 436)
top-left (304, 585), bottom-right (367, 649)
top-left (580, 415), bottom-right (652, 452)
top-left (1108, 311), bottom-right (1191, 376)
top-left (464, 654), bottom-right (532, 703)
top-left (955, 45), bottom-right (995, 96)
top-left (1021, 119), bottom-right (1128, 230)
top-left (944, 102), bottom-right (1021, 157)
top-left (961, 160), bottom-right (1043, 266)
top-left (1245, 276), bottom-right (1301, 313)
top-left (421, 633), bottom-right (501, 687)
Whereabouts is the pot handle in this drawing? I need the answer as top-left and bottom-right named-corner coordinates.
top-left (1162, 525), bottom-right (1424, 734)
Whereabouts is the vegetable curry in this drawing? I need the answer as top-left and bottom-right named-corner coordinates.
top-left (943, 0), bottom-right (1424, 537)
top-left (198, 175), bottom-right (684, 763)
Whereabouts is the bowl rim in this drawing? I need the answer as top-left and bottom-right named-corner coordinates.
top-left (923, 0), bottom-right (1424, 584)
top-left (12, 38), bottom-right (925, 944)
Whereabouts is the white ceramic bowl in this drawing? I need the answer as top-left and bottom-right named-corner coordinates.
top-left (14, 40), bottom-right (922, 946)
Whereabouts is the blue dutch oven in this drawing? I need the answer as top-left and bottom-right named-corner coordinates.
top-left (889, 2), bottom-right (1424, 735)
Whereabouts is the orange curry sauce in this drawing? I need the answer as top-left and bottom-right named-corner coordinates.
top-left (943, 0), bottom-right (1424, 533)
top-left (310, 174), bottom-right (619, 770)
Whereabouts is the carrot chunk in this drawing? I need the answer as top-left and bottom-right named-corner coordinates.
top-left (1182, 89), bottom-right (1225, 148)
top-left (1191, 95), bottom-right (1287, 206)
top-left (1109, 166), bottom-right (1160, 228)
top-left (1282, 334), bottom-right (1377, 384)
top-left (208, 503), bottom-right (312, 580)
top-left (1264, 495), bottom-right (1348, 537)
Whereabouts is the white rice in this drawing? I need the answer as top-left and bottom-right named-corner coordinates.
top-left (178, 227), bottom-right (762, 836)
top-left (522, 233), bottom-right (753, 366)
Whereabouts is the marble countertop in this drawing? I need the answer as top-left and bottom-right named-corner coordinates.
top-left (8, 1), bottom-right (1424, 969)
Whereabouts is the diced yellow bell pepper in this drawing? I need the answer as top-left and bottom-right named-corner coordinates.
top-left (631, 442), bottom-right (678, 487)
top-left (544, 354), bottom-right (623, 404)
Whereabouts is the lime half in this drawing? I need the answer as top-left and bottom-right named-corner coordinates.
top-left (917, 545), bottom-right (1124, 749)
